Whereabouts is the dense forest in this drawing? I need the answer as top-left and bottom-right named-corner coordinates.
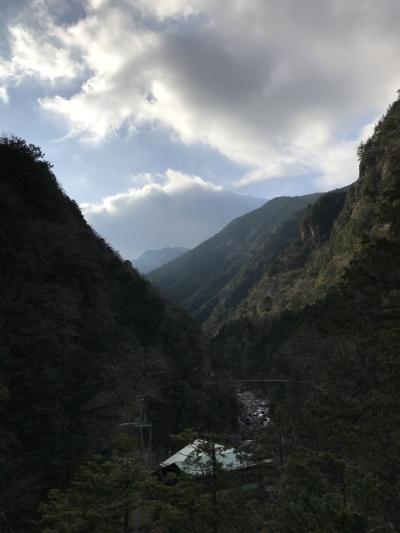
top-left (0, 137), bottom-right (236, 531)
top-left (2, 92), bottom-right (400, 532)
top-left (213, 95), bottom-right (400, 530)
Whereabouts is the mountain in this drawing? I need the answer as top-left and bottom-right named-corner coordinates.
top-left (211, 96), bottom-right (400, 529)
top-left (134, 247), bottom-right (189, 273)
top-left (4, 94), bottom-right (400, 531)
top-left (148, 193), bottom-right (321, 330)
top-left (0, 137), bottom-right (233, 529)
top-left (203, 186), bottom-right (347, 334)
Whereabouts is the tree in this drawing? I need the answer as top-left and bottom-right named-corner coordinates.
top-left (39, 437), bottom-right (145, 533)
top-left (145, 431), bottom-right (264, 533)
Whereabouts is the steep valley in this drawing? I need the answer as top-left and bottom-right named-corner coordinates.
top-left (2, 94), bottom-right (400, 531)
top-left (148, 192), bottom-right (321, 330)
top-left (151, 95), bottom-right (400, 530)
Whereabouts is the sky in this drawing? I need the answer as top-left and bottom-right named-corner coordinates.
top-left (1, 0), bottom-right (400, 258)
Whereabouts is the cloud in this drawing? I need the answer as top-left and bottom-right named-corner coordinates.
top-left (0, 21), bottom-right (81, 87)
top-left (82, 170), bottom-right (263, 258)
top-left (8, 25), bottom-right (80, 82)
top-left (2, 0), bottom-right (400, 189)
top-left (0, 87), bottom-right (9, 104)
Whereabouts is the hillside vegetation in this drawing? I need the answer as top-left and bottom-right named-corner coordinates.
top-left (148, 193), bottom-right (320, 330)
top-left (3, 89), bottom-right (400, 531)
top-left (0, 137), bottom-right (224, 529)
top-left (212, 95), bottom-right (400, 530)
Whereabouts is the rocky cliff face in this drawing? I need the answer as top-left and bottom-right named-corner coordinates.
top-left (299, 190), bottom-right (347, 243)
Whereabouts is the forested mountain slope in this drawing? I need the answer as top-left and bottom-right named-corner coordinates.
top-left (0, 138), bottom-right (214, 529)
top-left (202, 189), bottom-right (346, 334)
top-left (216, 187), bottom-right (348, 333)
top-left (213, 96), bottom-right (400, 530)
top-left (218, 107), bottom-right (399, 337)
top-left (148, 193), bottom-right (320, 327)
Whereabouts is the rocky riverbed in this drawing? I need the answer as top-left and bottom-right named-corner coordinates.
top-left (237, 390), bottom-right (270, 432)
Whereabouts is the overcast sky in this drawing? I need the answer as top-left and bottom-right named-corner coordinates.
top-left (1, 0), bottom-right (399, 257)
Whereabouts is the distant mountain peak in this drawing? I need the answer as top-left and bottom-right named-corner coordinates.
top-left (134, 246), bottom-right (190, 273)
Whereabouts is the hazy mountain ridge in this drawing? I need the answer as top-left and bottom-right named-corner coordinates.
top-left (134, 246), bottom-right (189, 273)
top-left (148, 193), bottom-right (321, 328)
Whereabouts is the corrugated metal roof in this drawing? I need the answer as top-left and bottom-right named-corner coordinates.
top-left (160, 439), bottom-right (259, 476)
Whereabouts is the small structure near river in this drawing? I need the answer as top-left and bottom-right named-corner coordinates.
top-left (158, 439), bottom-right (272, 491)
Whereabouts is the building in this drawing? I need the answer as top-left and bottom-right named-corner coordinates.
top-left (158, 439), bottom-right (272, 487)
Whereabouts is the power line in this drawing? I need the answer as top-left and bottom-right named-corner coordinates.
top-left (204, 378), bottom-right (316, 385)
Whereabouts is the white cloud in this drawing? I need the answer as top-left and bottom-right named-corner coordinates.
top-left (82, 170), bottom-right (262, 257)
top-left (130, 0), bottom-right (196, 19)
top-left (0, 87), bottom-right (9, 104)
top-left (315, 142), bottom-right (359, 190)
top-left (0, 24), bottom-right (81, 87)
top-left (129, 172), bottom-right (156, 186)
top-left (8, 25), bottom-right (80, 82)
top-left (83, 169), bottom-right (221, 215)
top-left (2, 0), bottom-right (400, 188)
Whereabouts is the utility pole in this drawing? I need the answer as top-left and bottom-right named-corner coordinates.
top-left (210, 435), bottom-right (219, 533)
top-left (118, 397), bottom-right (153, 469)
top-left (134, 397), bottom-right (152, 469)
